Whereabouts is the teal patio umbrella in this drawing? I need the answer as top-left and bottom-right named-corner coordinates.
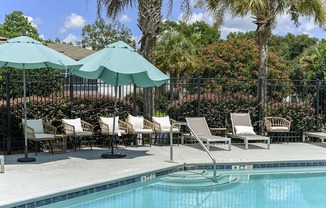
top-left (71, 41), bottom-right (169, 158)
top-left (0, 36), bottom-right (83, 162)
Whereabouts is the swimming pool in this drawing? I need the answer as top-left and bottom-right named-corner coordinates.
top-left (28, 162), bottom-right (326, 208)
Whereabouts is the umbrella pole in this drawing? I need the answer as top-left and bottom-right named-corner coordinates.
top-left (101, 73), bottom-right (126, 159)
top-left (17, 64), bottom-right (36, 162)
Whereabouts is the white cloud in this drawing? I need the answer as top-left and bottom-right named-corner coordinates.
top-left (273, 14), bottom-right (323, 38)
top-left (60, 13), bottom-right (86, 33)
top-left (219, 13), bottom-right (256, 39)
top-left (177, 12), bottom-right (214, 25)
top-left (63, 34), bottom-right (79, 44)
top-left (120, 15), bottom-right (131, 23)
top-left (25, 16), bottom-right (42, 28)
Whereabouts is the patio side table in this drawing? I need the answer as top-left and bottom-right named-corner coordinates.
top-left (52, 134), bottom-right (67, 153)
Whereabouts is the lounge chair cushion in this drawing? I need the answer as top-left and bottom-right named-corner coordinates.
top-left (152, 116), bottom-right (170, 129)
top-left (24, 119), bottom-right (44, 134)
top-left (134, 129), bottom-right (153, 134)
top-left (75, 131), bottom-right (93, 137)
top-left (128, 115), bottom-right (144, 129)
top-left (100, 116), bottom-right (119, 131)
top-left (271, 126), bottom-right (289, 131)
top-left (161, 128), bottom-right (179, 133)
top-left (62, 118), bottom-right (83, 132)
top-left (234, 125), bottom-right (256, 135)
top-left (34, 133), bottom-right (55, 140)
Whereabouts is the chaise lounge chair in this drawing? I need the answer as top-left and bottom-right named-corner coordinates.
top-left (152, 116), bottom-right (180, 146)
top-left (62, 118), bottom-right (95, 151)
top-left (125, 114), bottom-right (154, 146)
top-left (22, 119), bottom-right (56, 155)
top-left (185, 117), bottom-right (231, 151)
top-left (302, 132), bottom-right (326, 143)
top-left (99, 116), bottom-right (128, 147)
top-left (230, 113), bottom-right (270, 150)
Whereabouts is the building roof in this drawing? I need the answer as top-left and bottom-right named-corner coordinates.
top-left (47, 43), bottom-right (95, 60)
top-left (0, 37), bottom-right (94, 60)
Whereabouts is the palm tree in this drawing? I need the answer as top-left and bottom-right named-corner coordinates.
top-left (96, 0), bottom-right (163, 118)
top-left (96, 0), bottom-right (192, 118)
top-left (155, 30), bottom-right (197, 99)
top-left (198, 0), bottom-right (326, 103)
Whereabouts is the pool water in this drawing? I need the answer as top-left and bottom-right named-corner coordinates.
top-left (44, 170), bottom-right (326, 208)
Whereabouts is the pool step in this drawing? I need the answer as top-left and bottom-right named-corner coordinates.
top-left (155, 170), bottom-right (244, 189)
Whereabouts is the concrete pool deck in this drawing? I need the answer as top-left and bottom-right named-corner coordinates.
top-left (1, 142), bottom-right (326, 207)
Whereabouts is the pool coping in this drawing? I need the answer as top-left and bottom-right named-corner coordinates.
top-left (8, 159), bottom-right (326, 208)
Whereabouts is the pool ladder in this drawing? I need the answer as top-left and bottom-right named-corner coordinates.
top-left (169, 122), bottom-right (218, 183)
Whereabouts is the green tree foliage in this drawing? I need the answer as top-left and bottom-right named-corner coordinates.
top-left (269, 34), bottom-right (318, 62)
top-left (78, 18), bottom-right (135, 50)
top-left (198, 0), bottom-right (326, 104)
top-left (197, 37), bottom-right (288, 80)
top-left (298, 45), bottom-right (319, 81)
top-left (162, 20), bottom-right (220, 48)
top-left (0, 11), bottom-right (40, 40)
top-left (155, 30), bottom-right (196, 77)
top-left (312, 39), bottom-right (326, 80)
top-left (155, 30), bottom-right (197, 99)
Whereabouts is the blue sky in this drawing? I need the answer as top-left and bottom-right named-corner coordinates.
top-left (0, 0), bottom-right (325, 45)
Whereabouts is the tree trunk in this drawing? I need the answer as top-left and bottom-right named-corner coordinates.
top-left (258, 37), bottom-right (268, 105)
top-left (255, 2), bottom-right (273, 108)
top-left (138, 0), bottom-right (162, 119)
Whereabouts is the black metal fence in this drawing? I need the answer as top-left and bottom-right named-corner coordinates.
top-left (1, 74), bottom-right (326, 154)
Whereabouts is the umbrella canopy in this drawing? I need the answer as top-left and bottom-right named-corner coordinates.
top-left (0, 36), bottom-right (82, 70)
top-left (0, 36), bottom-right (82, 162)
top-left (71, 41), bottom-right (169, 87)
top-left (71, 41), bottom-right (169, 158)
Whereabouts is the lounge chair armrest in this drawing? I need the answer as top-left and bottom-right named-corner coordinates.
top-left (62, 122), bottom-right (75, 135)
top-left (124, 121), bottom-right (135, 134)
top-left (283, 118), bottom-right (291, 127)
top-left (144, 119), bottom-right (154, 130)
top-left (99, 120), bottom-right (109, 131)
top-left (23, 125), bottom-right (35, 139)
top-left (43, 121), bottom-right (57, 134)
top-left (170, 119), bottom-right (180, 131)
top-left (118, 120), bottom-right (128, 133)
top-left (81, 120), bottom-right (94, 132)
top-left (152, 120), bottom-right (162, 131)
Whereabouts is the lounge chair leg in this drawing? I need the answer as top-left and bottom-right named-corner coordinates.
top-left (228, 141), bottom-right (231, 151)
top-left (74, 138), bottom-right (77, 152)
top-left (154, 134), bottom-right (158, 145)
top-left (245, 141), bottom-right (248, 150)
top-left (267, 139), bottom-right (270, 150)
top-left (35, 141), bottom-right (38, 156)
top-left (49, 141), bottom-right (53, 155)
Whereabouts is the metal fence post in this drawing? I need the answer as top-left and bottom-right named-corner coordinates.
top-left (316, 79), bottom-right (320, 130)
top-left (69, 74), bottom-right (74, 118)
top-left (197, 77), bottom-right (201, 117)
top-left (6, 74), bottom-right (11, 154)
top-left (258, 78), bottom-right (262, 135)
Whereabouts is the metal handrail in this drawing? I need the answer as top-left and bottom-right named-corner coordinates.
top-left (170, 122), bottom-right (217, 182)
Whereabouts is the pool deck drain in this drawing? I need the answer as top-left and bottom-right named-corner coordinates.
top-left (2, 142), bottom-right (326, 207)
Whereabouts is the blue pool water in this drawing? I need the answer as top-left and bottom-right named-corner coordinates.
top-left (43, 169), bottom-right (326, 208)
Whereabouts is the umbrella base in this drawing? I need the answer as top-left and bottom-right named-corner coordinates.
top-left (17, 157), bottom-right (36, 162)
top-left (101, 152), bottom-right (126, 159)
